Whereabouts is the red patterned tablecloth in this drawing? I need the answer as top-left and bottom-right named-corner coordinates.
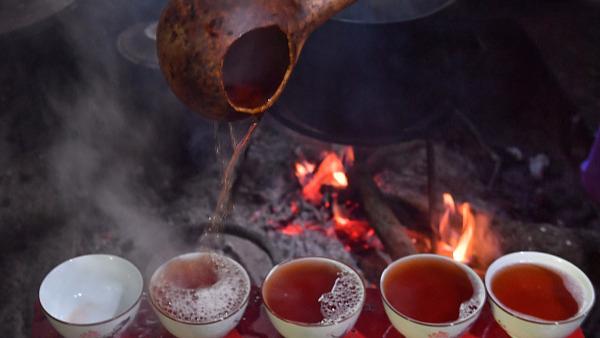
top-left (32, 287), bottom-right (584, 338)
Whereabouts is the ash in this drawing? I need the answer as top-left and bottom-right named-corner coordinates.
top-left (169, 118), bottom-right (357, 266)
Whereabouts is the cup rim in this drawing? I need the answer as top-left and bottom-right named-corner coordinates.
top-left (39, 254), bottom-right (144, 327)
top-left (148, 251), bottom-right (251, 326)
top-left (484, 251), bottom-right (596, 326)
top-left (261, 256), bottom-right (367, 328)
top-left (379, 253), bottom-right (486, 328)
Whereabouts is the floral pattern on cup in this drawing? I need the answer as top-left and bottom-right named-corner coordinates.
top-left (428, 332), bottom-right (449, 338)
top-left (380, 255), bottom-right (486, 338)
top-left (79, 331), bottom-right (100, 338)
top-left (485, 252), bottom-right (596, 338)
top-left (107, 316), bottom-right (132, 337)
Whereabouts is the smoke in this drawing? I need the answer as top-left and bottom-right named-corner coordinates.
top-left (49, 80), bottom-right (167, 255)
top-left (46, 1), bottom-right (192, 268)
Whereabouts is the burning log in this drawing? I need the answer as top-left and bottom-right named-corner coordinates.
top-left (349, 165), bottom-right (417, 259)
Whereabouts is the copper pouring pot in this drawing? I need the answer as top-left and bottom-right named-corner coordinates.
top-left (157, 0), bottom-right (356, 121)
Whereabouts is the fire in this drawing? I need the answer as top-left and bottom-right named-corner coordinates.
top-left (295, 150), bottom-right (350, 203)
top-left (333, 200), bottom-right (383, 250)
top-left (333, 172), bottom-right (348, 186)
top-left (436, 193), bottom-right (500, 267)
top-left (343, 146), bottom-right (355, 166)
top-left (294, 161), bottom-right (316, 186)
top-left (280, 223), bottom-right (304, 236)
top-left (286, 147), bottom-right (381, 250)
top-left (333, 202), bottom-right (368, 241)
top-left (453, 203), bottom-right (475, 262)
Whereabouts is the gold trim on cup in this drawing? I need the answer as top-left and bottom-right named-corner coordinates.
top-left (379, 254), bottom-right (486, 328)
top-left (485, 251), bottom-right (596, 326)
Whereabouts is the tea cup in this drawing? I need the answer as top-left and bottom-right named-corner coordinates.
top-left (485, 251), bottom-right (595, 338)
top-left (39, 254), bottom-right (143, 338)
top-left (262, 257), bottom-right (366, 338)
top-left (149, 252), bottom-right (251, 338)
top-left (380, 254), bottom-right (486, 338)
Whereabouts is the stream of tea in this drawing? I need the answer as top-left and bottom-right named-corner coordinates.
top-left (199, 118), bottom-right (260, 249)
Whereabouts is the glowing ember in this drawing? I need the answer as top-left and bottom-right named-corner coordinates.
top-left (436, 193), bottom-right (500, 267)
top-left (280, 223), bottom-right (304, 236)
top-left (333, 201), bottom-right (383, 250)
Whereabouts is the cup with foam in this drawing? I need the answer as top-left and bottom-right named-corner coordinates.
top-left (380, 254), bottom-right (486, 338)
top-left (39, 254), bottom-right (143, 338)
top-left (261, 256), bottom-right (366, 338)
top-left (149, 252), bottom-right (251, 338)
top-left (485, 251), bottom-right (595, 338)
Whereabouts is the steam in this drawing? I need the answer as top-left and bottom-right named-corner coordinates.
top-left (45, 1), bottom-right (189, 268)
top-left (48, 76), bottom-right (171, 260)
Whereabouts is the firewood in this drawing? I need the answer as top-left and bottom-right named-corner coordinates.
top-left (349, 165), bottom-right (417, 259)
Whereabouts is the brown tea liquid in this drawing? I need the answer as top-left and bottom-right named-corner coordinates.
top-left (491, 263), bottom-right (580, 321)
top-left (201, 120), bottom-right (259, 248)
top-left (222, 25), bottom-right (290, 109)
top-left (263, 259), bottom-right (363, 324)
top-left (382, 257), bottom-right (476, 323)
top-left (263, 260), bottom-right (340, 323)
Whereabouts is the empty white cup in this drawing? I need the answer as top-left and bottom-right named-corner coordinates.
top-left (39, 254), bottom-right (143, 338)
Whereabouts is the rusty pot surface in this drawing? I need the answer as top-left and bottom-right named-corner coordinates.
top-left (157, 0), bottom-right (355, 121)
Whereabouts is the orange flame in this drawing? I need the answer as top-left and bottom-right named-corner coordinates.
top-left (343, 147), bottom-right (355, 166)
top-left (436, 193), bottom-right (499, 266)
top-left (289, 147), bottom-right (381, 250)
top-left (453, 203), bottom-right (475, 262)
top-left (294, 161), bottom-right (316, 186)
top-left (333, 200), bottom-right (382, 250)
top-left (296, 151), bottom-right (350, 203)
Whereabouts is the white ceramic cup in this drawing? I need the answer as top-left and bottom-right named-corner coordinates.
top-left (261, 256), bottom-right (366, 338)
top-left (149, 252), bottom-right (251, 338)
top-left (485, 251), bottom-right (595, 338)
top-left (380, 254), bottom-right (486, 338)
top-left (39, 254), bottom-right (143, 338)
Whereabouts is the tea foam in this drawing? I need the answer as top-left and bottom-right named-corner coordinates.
top-left (319, 269), bottom-right (364, 325)
top-left (151, 254), bottom-right (249, 323)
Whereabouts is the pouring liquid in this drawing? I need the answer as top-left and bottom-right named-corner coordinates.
top-left (200, 23), bottom-right (287, 250)
top-left (200, 119), bottom-right (259, 249)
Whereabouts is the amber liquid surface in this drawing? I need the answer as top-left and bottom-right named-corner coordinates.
top-left (263, 260), bottom-right (342, 324)
top-left (491, 263), bottom-right (580, 321)
top-left (383, 257), bottom-right (475, 323)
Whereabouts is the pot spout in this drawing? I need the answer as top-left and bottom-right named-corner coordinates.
top-left (157, 0), bottom-right (356, 121)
